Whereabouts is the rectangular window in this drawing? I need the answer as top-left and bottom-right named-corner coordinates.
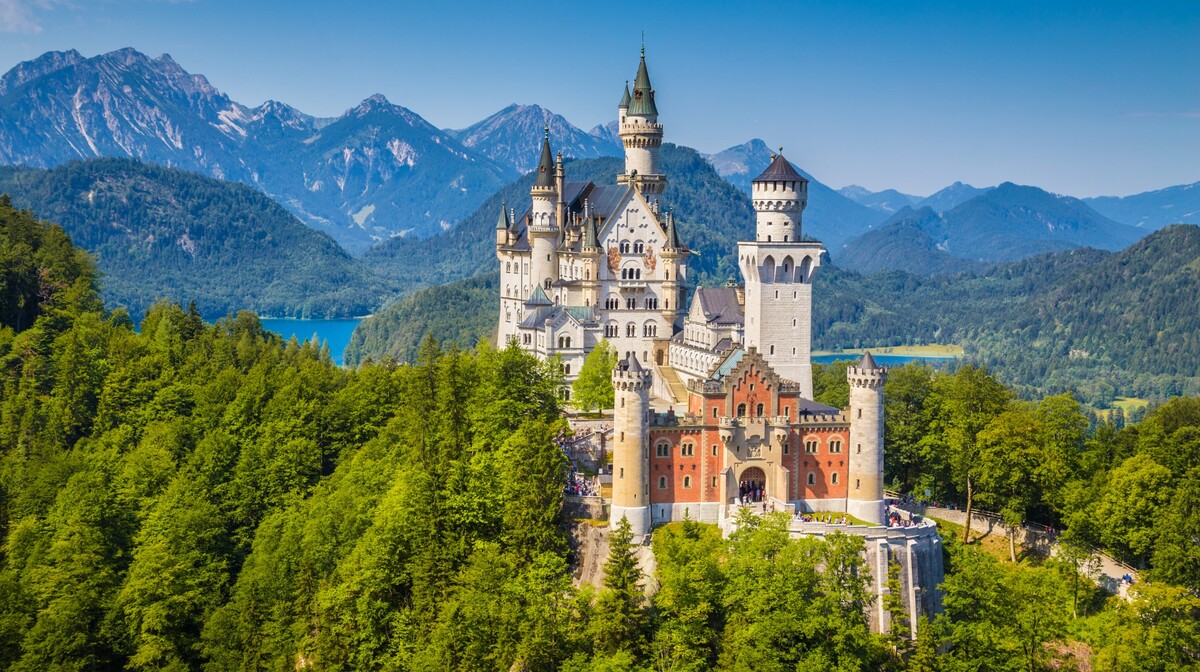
top-left (712, 445), bottom-right (718, 456)
top-left (711, 476), bottom-right (718, 488)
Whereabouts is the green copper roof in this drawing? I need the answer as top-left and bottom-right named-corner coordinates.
top-left (533, 127), bottom-right (555, 188)
top-left (495, 201), bottom-right (510, 230)
top-left (583, 216), bottom-right (599, 249)
top-left (619, 81), bottom-right (631, 108)
top-left (526, 286), bottom-right (552, 307)
top-left (628, 52), bottom-right (658, 117)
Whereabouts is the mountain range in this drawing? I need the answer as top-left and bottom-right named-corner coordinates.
top-left (837, 185), bottom-right (920, 214)
top-left (1084, 181), bottom-right (1200, 230)
top-left (836, 183), bottom-right (1144, 274)
top-left (0, 158), bottom-right (390, 318)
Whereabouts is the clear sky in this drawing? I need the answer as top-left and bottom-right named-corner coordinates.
top-left (0, 0), bottom-right (1196, 197)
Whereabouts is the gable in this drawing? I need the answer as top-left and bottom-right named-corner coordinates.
top-left (597, 189), bottom-right (668, 250)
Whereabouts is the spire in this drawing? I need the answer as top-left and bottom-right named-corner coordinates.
top-left (583, 206), bottom-right (599, 249)
top-left (495, 200), bottom-right (510, 230)
top-left (664, 210), bottom-right (682, 250)
top-left (628, 47), bottom-right (658, 116)
top-left (619, 80), bottom-right (631, 108)
top-left (533, 125), bottom-right (555, 188)
top-left (622, 352), bottom-right (644, 373)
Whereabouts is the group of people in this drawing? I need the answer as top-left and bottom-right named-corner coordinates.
top-left (796, 513), bottom-right (852, 525)
top-left (738, 480), bottom-right (766, 504)
top-left (565, 469), bottom-right (599, 497)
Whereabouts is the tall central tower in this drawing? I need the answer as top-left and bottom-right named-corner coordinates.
top-left (737, 151), bottom-right (824, 398)
top-left (617, 47), bottom-right (666, 195)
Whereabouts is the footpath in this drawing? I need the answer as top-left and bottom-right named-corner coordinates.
top-left (889, 494), bottom-right (1138, 600)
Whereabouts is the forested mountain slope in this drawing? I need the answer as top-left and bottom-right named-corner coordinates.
top-left (0, 159), bottom-right (390, 319)
top-left (2, 205), bottom-right (1197, 671)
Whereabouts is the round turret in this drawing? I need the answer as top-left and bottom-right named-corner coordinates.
top-left (610, 354), bottom-right (652, 536)
top-left (752, 150), bottom-right (808, 243)
top-left (618, 48), bottom-right (666, 195)
top-left (529, 127), bottom-right (559, 292)
top-left (846, 352), bottom-right (887, 525)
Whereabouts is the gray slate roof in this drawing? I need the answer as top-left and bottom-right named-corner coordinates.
top-left (696, 287), bottom-right (744, 325)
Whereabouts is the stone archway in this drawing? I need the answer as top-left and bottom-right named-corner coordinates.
top-left (738, 466), bottom-right (767, 503)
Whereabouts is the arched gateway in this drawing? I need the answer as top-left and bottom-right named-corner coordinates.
top-left (738, 466), bottom-right (767, 503)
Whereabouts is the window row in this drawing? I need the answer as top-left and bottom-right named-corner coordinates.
top-left (803, 438), bottom-right (842, 454)
top-left (604, 297), bottom-right (660, 310)
top-left (805, 472), bottom-right (840, 486)
top-left (604, 322), bottom-right (660, 338)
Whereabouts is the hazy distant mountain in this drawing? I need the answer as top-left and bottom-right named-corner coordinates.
top-left (448, 104), bottom-right (622, 174)
top-left (837, 185), bottom-right (921, 213)
top-left (589, 120), bottom-right (620, 146)
top-left (701, 138), bottom-right (885, 250)
top-left (836, 207), bottom-right (987, 275)
top-left (916, 181), bottom-right (992, 212)
top-left (1084, 181), bottom-right (1200, 230)
top-left (0, 159), bottom-right (390, 318)
top-left (836, 182), bottom-right (1143, 273)
top-left (0, 48), bottom-right (515, 251)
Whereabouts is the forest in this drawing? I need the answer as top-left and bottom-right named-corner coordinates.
top-left (2, 197), bottom-right (1199, 670)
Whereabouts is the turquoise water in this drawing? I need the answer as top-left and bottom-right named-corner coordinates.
top-left (812, 353), bottom-right (957, 366)
top-left (260, 318), bottom-right (364, 366)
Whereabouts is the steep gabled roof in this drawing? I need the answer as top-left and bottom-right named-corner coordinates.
top-left (695, 287), bottom-right (743, 325)
top-left (525, 285), bottom-right (552, 307)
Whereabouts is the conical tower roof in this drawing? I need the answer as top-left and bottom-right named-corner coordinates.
top-left (628, 48), bottom-right (658, 117)
top-left (525, 286), bottom-right (553, 307)
top-left (619, 81), bottom-right (631, 108)
top-left (533, 126), bottom-right (555, 188)
top-left (622, 352), bottom-right (644, 373)
top-left (752, 151), bottom-right (807, 183)
top-left (495, 201), bottom-right (510, 230)
top-left (858, 351), bottom-right (878, 370)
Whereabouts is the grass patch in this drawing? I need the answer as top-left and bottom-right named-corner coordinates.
top-left (1094, 396), bottom-right (1150, 421)
top-left (812, 344), bottom-right (963, 358)
top-left (929, 516), bottom-right (1021, 562)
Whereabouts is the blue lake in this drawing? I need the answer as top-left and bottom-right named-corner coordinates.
top-left (260, 318), bottom-right (364, 366)
top-left (812, 353), bottom-right (958, 366)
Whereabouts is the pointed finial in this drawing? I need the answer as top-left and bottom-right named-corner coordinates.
top-left (544, 124), bottom-right (550, 140)
top-left (641, 32), bottom-right (645, 56)
top-left (779, 146), bottom-right (784, 156)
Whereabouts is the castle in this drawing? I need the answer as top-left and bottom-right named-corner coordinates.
top-left (496, 47), bottom-right (885, 528)
top-left (496, 50), bottom-right (943, 632)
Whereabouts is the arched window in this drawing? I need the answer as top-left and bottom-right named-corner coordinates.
top-left (564, 363), bottom-right (571, 375)
top-left (831, 472), bottom-right (840, 485)
top-left (658, 476), bottom-right (668, 489)
top-left (656, 442), bottom-right (670, 458)
top-left (683, 476), bottom-right (691, 488)
top-left (681, 443), bottom-right (694, 457)
top-left (605, 297), bottom-right (619, 310)
top-left (634, 241), bottom-right (644, 254)
top-left (620, 241), bottom-right (630, 254)
top-left (605, 322), bottom-right (618, 337)
top-left (626, 323), bottom-right (636, 337)
top-left (756, 403), bottom-right (764, 417)
top-left (737, 403), bottom-right (747, 417)
top-left (830, 440), bottom-right (842, 454)
top-left (805, 439), bottom-right (818, 454)
top-left (643, 323), bottom-right (657, 338)
top-left (807, 472), bottom-right (816, 486)
top-left (544, 278), bottom-right (552, 289)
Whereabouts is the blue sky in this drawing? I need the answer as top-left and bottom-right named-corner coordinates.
top-left (0, 0), bottom-right (1196, 197)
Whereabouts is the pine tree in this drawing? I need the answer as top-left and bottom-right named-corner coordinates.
top-left (884, 554), bottom-right (911, 659)
top-left (592, 516), bottom-right (646, 658)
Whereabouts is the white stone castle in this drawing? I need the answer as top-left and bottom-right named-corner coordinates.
top-left (496, 49), bottom-right (944, 634)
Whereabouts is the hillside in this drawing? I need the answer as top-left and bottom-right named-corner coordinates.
top-left (350, 225), bottom-right (1200, 402)
top-left (0, 158), bottom-right (389, 319)
top-left (0, 48), bottom-right (516, 250)
top-left (836, 183), bottom-right (1143, 273)
top-left (447, 104), bottom-right (622, 173)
